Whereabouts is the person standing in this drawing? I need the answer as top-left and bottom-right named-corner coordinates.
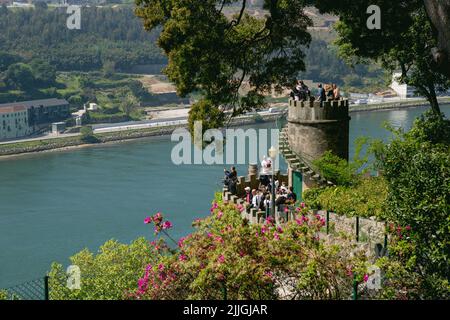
top-left (332, 84), bottom-right (341, 100)
top-left (244, 187), bottom-right (252, 204)
top-left (317, 83), bottom-right (326, 104)
top-left (287, 186), bottom-right (297, 204)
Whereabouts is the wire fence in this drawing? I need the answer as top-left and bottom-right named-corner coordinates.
top-left (1, 277), bottom-right (48, 300)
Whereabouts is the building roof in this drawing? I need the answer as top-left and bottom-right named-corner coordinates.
top-left (0, 105), bottom-right (26, 114)
top-left (0, 98), bottom-right (69, 110)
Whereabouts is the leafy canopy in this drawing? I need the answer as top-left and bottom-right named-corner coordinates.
top-left (372, 110), bottom-right (450, 297)
top-left (135, 0), bottom-right (313, 127)
top-left (314, 0), bottom-right (450, 115)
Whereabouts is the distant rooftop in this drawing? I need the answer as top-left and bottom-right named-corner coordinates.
top-left (0, 98), bottom-right (69, 110)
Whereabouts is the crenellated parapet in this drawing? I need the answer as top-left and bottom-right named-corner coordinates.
top-left (288, 99), bottom-right (349, 124)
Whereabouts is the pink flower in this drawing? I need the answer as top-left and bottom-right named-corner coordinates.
top-left (178, 237), bottom-right (186, 248)
top-left (276, 226), bottom-right (283, 234)
top-left (363, 274), bottom-right (369, 282)
top-left (300, 202), bottom-right (306, 208)
top-left (138, 277), bottom-right (148, 291)
top-left (274, 232), bottom-right (280, 240)
top-left (295, 218), bottom-right (303, 225)
top-left (207, 232), bottom-right (214, 238)
top-left (158, 263), bottom-right (165, 271)
top-left (217, 211), bottom-right (223, 219)
top-left (210, 202), bottom-right (218, 212)
top-left (284, 207), bottom-right (289, 213)
top-left (218, 255), bottom-right (225, 264)
top-left (144, 217), bottom-right (152, 224)
top-left (162, 221), bottom-right (173, 230)
top-left (405, 225), bottom-right (411, 231)
top-left (264, 271), bottom-right (273, 278)
top-left (255, 232), bottom-right (259, 237)
top-left (179, 254), bottom-right (187, 261)
top-left (215, 236), bottom-right (224, 243)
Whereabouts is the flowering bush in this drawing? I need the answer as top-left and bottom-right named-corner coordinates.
top-left (133, 201), bottom-right (369, 300)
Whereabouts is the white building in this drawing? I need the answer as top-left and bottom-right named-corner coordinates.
top-left (390, 72), bottom-right (416, 99)
top-left (0, 105), bottom-right (33, 140)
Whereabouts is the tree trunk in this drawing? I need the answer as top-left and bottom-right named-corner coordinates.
top-left (426, 82), bottom-right (442, 117)
top-left (424, 0), bottom-right (450, 79)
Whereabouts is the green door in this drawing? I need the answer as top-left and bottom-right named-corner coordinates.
top-left (292, 171), bottom-right (303, 202)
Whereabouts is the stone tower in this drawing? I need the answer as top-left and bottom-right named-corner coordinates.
top-left (281, 99), bottom-right (350, 193)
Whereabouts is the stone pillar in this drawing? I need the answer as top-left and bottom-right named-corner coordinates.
top-left (248, 163), bottom-right (258, 176)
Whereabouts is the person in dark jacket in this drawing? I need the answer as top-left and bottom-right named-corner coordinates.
top-left (317, 83), bottom-right (326, 104)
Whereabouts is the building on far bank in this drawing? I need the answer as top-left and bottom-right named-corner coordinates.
top-left (0, 98), bottom-right (70, 141)
top-left (390, 72), bottom-right (417, 99)
top-left (0, 105), bottom-right (33, 140)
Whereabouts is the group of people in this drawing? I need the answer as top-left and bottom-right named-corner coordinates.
top-left (223, 163), bottom-right (298, 214)
top-left (290, 80), bottom-right (341, 103)
top-left (243, 181), bottom-right (297, 214)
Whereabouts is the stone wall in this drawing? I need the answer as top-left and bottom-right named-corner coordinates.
top-left (287, 99), bottom-right (350, 161)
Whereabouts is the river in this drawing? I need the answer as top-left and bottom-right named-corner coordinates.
top-left (0, 105), bottom-right (449, 288)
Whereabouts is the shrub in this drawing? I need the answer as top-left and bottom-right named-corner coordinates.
top-left (304, 177), bottom-right (387, 219)
top-left (80, 126), bottom-right (98, 143)
top-left (373, 110), bottom-right (450, 298)
top-left (0, 290), bottom-right (8, 300)
top-left (132, 202), bottom-right (368, 300)
top-left (48, 238), bottom-right (152, 300)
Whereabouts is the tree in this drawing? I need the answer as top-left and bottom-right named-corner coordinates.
top-left (313, 0), bottom-right (450, 116)
top-left (0, 51), bottom-right (20, 72)
top-left (120, 93), bottom-right (139, 117)
top-left (4, 63), bottom-right (35, 90)
top-left (48, 238), bottom-right (152, 300)
top-left (372, 111), bottom-right (450, 298)
top-left (135, 1), bottom-right (450, 124)
top-left (188, 99), bottom-right (225, 138)
top-left (423, 1), bottom-right (450, 79)
top-left (80, 126), bottom-right (98, 143)
top-left (30, 59), bottom-right (56, 86)
top-left (135, 0), bottom-right (313, 126)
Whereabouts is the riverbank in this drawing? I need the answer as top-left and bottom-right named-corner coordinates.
top-left (1, 99), bottom-right (448, 158)
top-left (0, 113), bottom-right (281, 158)
top-left (348, 97), bottom-right (450, 112)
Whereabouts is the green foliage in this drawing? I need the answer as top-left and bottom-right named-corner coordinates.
top-left (0, 7), bottom-right (165, 72)
top-left (48, 238), bottom-right (152, 300)
top-left (299, 38), bottom-right (387, 92)
top-left (372, 110), bottom-right (450, 298)
top-left (188, 99), bottom-right (225, 138)
top-left (0, 290), bottom-right (7, 300)
top-left (132, 202), bottom-right (368, 300)
top-left (4, 63), bottom-right (35, 90)
top-left (120, 93), bottom-right (139, 117)
top-left (314, 0), bottom-right (450, 115)
top-left (80, 126), bottom-right (98, 143)
top-left (30, 59), bottom-right (56, 85)
top-left (135, 0), bottom-right (313, 117)
top-left (303, 177), bottom-right (387, 218)
top-left (0, 51), bottom-right (21, 72)
top-left (313, 151), bottom-right (356, 186)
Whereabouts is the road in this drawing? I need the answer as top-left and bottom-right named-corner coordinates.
top-left (0, 109), bottom-right (284, 145)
